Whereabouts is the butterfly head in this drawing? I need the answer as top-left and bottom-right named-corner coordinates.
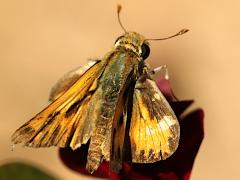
top-left (115, 5), bottom-right (188, 61)
top-left (114, 32), bottom-right (150, 60)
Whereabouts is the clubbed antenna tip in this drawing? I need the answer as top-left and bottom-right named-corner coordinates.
top-left (177, 28), bottom-right (189, 35)
top-left (146, 28), bottom-right (190, 41)
top-left (117, 4), bottom-right (127, 32)
top-left (117, 4), bottom-right (122, 14)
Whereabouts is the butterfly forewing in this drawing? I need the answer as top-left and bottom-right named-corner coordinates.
top-left (129, 77), bottom-right (180, 163)
top-left (11, 59), bottom-right (107, 149)
top-left (109, 71), bottom-right (135, 172)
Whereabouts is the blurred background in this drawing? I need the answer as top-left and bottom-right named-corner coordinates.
top-left (0, 0), bottom-right (240, 179)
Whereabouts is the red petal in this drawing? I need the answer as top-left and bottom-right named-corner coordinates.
top-left (171, 100), bottom-right (194, 118)
top-left (156, 78), bottom-right (177, 102)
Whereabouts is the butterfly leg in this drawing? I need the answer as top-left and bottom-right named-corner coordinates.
top-left (151, 65), bottom-right (169, 80)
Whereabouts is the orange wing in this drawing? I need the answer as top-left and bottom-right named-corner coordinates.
top-left (11, 59), bottom-right (107, 149)
top-left (129, 78), bottom-right (180, 163)
top-left (49, 59), bottom-right (99, 102)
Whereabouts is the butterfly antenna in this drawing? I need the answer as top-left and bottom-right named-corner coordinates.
top-left (146, 29), bottom-right (189, 41)
top-left (117, 5), bottom-right (127, 33)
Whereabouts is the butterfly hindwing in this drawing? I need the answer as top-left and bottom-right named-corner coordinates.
top-left (129, 77), bottom-right (180, 163)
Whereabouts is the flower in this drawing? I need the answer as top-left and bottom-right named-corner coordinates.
top-left (59, 77), bottom-right (204, 180)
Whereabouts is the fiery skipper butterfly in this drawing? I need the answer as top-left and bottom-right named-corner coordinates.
top-left (11, 5), bottom-right (188, 173)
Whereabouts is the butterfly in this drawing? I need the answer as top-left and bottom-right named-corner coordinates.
top-left (11, 5), bottom-right (188, 174)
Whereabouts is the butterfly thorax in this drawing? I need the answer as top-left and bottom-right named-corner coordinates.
top-left (114, 32), bottom-right (147, 56)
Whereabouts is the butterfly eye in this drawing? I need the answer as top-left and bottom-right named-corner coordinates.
top-left (141, 43), bottom-right (150, 60)
top-left (115, 36), bottom-right (124, 44)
